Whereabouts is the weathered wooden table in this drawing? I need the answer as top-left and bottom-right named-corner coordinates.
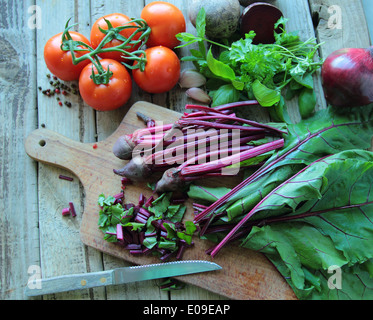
top-left (1, 0), bottom-right (371, 300)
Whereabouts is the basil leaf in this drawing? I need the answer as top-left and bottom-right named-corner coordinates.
top-left (211, 84), bottom-right (239, 107)
top-left (206, 49), bottom-right (243, 90)
top-left (298, 88), bottom-right (316, 119)
top-left (206, 49), bottom-right (235, 80)
top-left (252, 80), bottom-right (281, 107)
top-left (293, 72), bottom-right (314, 89)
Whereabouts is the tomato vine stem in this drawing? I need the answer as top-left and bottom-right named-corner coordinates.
top-left (60, 17), bottom-right (151, 85)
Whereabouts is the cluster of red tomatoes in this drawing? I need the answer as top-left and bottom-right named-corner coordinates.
top-left (43, 1), bottom-right (186, 111)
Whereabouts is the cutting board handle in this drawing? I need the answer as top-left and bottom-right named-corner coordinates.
top-left (24, 129), bottom-right (97, 184)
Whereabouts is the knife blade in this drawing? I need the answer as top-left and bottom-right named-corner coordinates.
top-left (24, 260), bottom-right (222, 297)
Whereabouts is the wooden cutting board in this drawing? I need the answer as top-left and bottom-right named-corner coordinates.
top-left (24, 101), bottom-right (297, 300)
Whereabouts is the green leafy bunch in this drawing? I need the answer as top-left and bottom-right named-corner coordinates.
top-left (177, 9), bottom-right (323, 122)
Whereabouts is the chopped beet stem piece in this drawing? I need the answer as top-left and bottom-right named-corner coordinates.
top-left (69, 202), bottom-right (77, 217)
top-left (116, 224), bottom-right (124, 241)
top-left (59, 175), bottom-right (74, 182)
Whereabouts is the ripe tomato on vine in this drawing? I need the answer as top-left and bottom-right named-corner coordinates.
top-left (44, 31), bottom-right (91, 81)
top-left (141, 1), bottom-right (186, 49)
top-left (79, 59), bottom-right (133, 111)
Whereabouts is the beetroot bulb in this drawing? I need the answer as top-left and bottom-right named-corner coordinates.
top-left (113, 124), bottom-right (174, 160)
top-left (321, 47), bottom-right (373, 108)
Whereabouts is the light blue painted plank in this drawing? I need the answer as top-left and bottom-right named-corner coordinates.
top-left (362, 0), bottom-right (373, 44)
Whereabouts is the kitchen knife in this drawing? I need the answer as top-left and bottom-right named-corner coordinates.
top-left (24, 260), bottom-right (222, 297)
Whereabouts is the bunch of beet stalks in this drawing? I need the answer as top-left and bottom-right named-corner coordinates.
top-left (113, 101), bottom-right (286, 193)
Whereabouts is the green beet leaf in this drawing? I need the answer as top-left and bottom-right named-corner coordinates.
top-left (187, 185), bottom-right (231, 204)
top-left (190, 105), bottom-right (373, 221)
top-left (240, 150), bottom-right (373, 299)
top-left (148, 192), bottom-right (172, 217)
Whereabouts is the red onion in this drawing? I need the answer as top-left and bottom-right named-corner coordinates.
top-left (321, 47), bottom-right (373, 108)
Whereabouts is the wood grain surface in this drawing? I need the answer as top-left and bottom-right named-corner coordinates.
top-left (1, 0), bottom-right (371, 300)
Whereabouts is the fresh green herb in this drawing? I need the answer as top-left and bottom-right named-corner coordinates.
top-left (177, 11), bottom-right (323, 122)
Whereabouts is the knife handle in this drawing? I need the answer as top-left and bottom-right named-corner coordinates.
top-left (24, 270), bottom-right (115, 297)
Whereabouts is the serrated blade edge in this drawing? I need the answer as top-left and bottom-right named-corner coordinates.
top-left (113, 260), bottom-right (222, 284)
